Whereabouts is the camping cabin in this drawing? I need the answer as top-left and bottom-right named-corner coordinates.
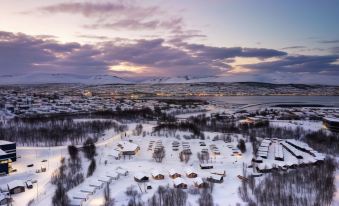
top-left (173, 178), bottom-right (187, 189)
top-left (0, 193), bottom-right (11, 206)
top-left (116, 167), bottom-right (128, 176)
top-left (69, 198), bottom-right (83, 206)
top-left (7, 180), bottom-right (25, 194)
top-left (185, 168), bottom-right (198, 178)
top-left (106, 171), bottom-right (119, 180)
top-left (200, 163), bottom-right (213, 169)
top-left (193, 178), bottom-right (209, 188)
top-left (98, 175), bottom-right (111, 183)
top-left (80, 186), bottom-right (96, 195)
top-left (134, 173), bottom-right (149, 182)
top-left (211, 169), bottom-right (226, 177)
top-left (207, 174), bottom-right (223, 183)
top-left (151, 170), bottom-right (165, 180)
top-left (88, 180), bottom-right (104, 189)
top-left (169, 169), bottom-right (181, 179)
top-left (72, 192), bottom-right (89, 201)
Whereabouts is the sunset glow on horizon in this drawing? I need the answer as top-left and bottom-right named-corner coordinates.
top-left (0, 0), bottom-right (338, 84)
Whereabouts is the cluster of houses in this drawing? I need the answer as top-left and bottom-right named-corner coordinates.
top-left (253, 138), bottom-right (325, 173)
top-left (0, 86), bottom-right (208, 120)
top-left (133, 167), bottom-right (225, 190)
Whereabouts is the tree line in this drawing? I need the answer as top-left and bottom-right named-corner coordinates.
top-left (0, 118), bottom-right (127, 146)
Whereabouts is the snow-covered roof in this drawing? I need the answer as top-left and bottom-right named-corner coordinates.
top-left (151, 170), bottom-right (164, 176)
top-left (71, 192), bottom-right (88, 199)
top-left (0, 193), bottom-right (9, 201)
top-left (200, 163), bottom-right (213, 167)
top-left (169, 169), bottom-right (181, 176)
top-left (209, 174), bottom-right (223, 181)
top-left (211, 169), bottom-right (225, 175)
top-left (0, 140), bottom-right (13, 146)
top-left (69, 198), bottom-right (83, 206)
top-left (88, 180), bottom-right (103, 187)
top-left (98, 175), bottom-right (111, 182)
top-left (173, 177), bottom-right (186, 186)
top-left (117, 141), bottom-right (139, 152)
top-left (185, 167), bottom-right (196, 175)
top-left (116, 168), bottom-right (128, 175)
top-left (7, 180), bottom-right (24, 189)
top-left (106, 171), bottom-right (119, 178)
top-left (134, 173), bottom-right (148, 180)
top-left (80, 185), bottom-right (96, 193)
top-left (0, 149), bottom-right (7, 156)
top-left (193, 177), bottom-right (204, 185)
top-left (323, 117), bottom-right (339, 122)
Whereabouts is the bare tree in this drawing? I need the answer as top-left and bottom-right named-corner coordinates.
top-left (153, 147), bottom-right (166, 163)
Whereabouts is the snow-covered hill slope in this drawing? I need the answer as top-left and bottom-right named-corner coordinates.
top-left (0, 73), bottom-right (132, 85)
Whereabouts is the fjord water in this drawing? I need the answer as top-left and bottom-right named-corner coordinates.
top-left (198, 96), bottom-right (339, 107)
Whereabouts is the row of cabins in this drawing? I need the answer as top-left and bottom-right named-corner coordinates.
top-left (255, 139), bottom-right (325, 173)
top-left (285, 139), bottom-right (317, 157)
top-left (280, 141), bottom-right (304, 159)
top-left (69, 167), bottom-right (128, 206)
top-left (256, 156), bottom-right (324, 173)
top-left (134, 167), bottom-right (225, 188)
top-left (274, 144), bottom-right (284, 161)
top-left (257, 139), bottom-right (271, 159)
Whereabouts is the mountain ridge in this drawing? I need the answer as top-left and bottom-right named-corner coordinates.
top-left (0, 73), bottom-right (337, 86)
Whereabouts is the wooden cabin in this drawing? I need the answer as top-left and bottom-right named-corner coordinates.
top-left (169, 169), bottom-right (181, 179)
top-left (152, 170), bottom-right (165, 180)
top-left (207, 174), bottom-right (223, 183)
top-left (193, 178), bottom-right (209, 188)
top-left (173, 178), bottom-right (187, 189)
top-left (7, 180), bottom-right (25, 194)
top-left (134, 173), bottom-right (149, 182)
top-left (185, 168), bottom-right (198, 178)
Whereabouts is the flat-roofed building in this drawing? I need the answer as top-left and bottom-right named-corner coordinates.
top-left (323, 117), bottom-right (339, 132)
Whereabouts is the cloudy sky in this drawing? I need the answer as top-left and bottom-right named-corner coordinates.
top-left (0, 0), bottom-right (339, 84)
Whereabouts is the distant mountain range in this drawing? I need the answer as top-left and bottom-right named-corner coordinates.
top-left (0, 73), bottom-right (131, 85)
top-left (0, 73), bottom-right (337, 86)
top-left (142, 76), bottom-right (243, 84)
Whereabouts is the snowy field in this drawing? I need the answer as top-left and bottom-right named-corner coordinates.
top-left (2, 123), bottom-right (254, 206)
top-left (269, 120), bottom-right (323, 131)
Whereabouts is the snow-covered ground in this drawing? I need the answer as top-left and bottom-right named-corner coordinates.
top-left (1, 120), bottom-right (337, 206)
top-left (2, 123), bottom-right (253, 206)
top-left (269, 120), bottom-right (323, 131)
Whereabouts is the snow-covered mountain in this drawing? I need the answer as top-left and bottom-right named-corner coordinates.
top-left (0, 73), bottom-right (132, 85)
top-left (142, 76), bottom-right (238, 84)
